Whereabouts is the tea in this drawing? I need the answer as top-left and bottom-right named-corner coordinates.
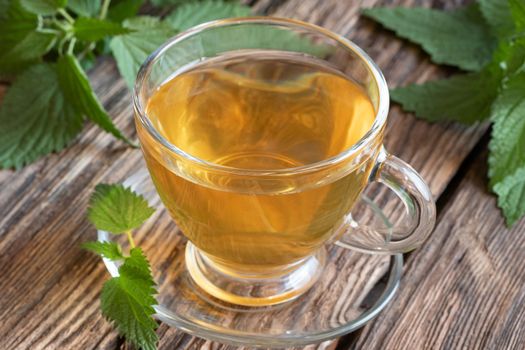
top-left (140, 52), bottom-right (376, 272)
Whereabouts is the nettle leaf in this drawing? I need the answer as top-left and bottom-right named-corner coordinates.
top-left (87, 184), bottom-right (155, 234)
top-left (109, 16), bottom-right (175, 88)
top-left (150, 0), bottom-right (194, 6)
top-left (67, 0), bottom-right (101, 17)
top-left (390, 70), bottom-right (500, 124)
top-left (478, 0), bottom-right (514, 38)
top-left (0, 63), bottom-right (83, 169)
top-left (101, 248), bottom-right (158, 350)
top-left (0, 0), bottom-right (37, 45)
top-left (0, 31), bottom-right (56, 72)
top-left (0, 0), bottom-right (43, 73)
top-left (74, 17), bottom-right (131, 42)
top-left (493, 166), bottom-right (525, 226)
top-left (20, 0), bottom-right (67, 15)
top-left (82, 241), bottom-right (125, 261)
top-left (120, 248), bottom-right (156, 287)
top-left (165, 0), bottom-right (252, 32)
top-left (0, 0), bottom-right (9, 17)
top-left (107, 0), bottom-right (143, 23)
top-left (488, 72), bottom-right (525, 188)
top-left (200, 25), bottom-right (332, 58)
top-left (121, 15), bottom-right (165, 28)
top-left (510, 0), bottom-right (525, 30)
top-left (491, 39), bottom-right (525, 76)
top-left (57, 54), bottom-right (133, 144)
top-left (362, 4), bottom-right (496, 71)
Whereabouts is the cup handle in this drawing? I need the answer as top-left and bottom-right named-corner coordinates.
top-left (335, 148), bottom-right (436, 254)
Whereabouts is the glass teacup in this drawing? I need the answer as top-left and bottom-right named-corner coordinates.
top-left (133, 18), bottom-right (436, 306)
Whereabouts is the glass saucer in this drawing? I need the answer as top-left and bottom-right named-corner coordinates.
top-left (98, 167), bottom-right (403, 347)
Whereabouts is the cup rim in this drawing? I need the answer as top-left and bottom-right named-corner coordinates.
top-left (133, 16), bottom-right (389, 176)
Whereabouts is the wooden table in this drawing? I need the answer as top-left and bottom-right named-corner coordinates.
top-left (2, 0), bottom-right (525, 349)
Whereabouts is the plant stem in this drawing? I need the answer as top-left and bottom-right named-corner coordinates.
top-left (37, 14), bottom-right (43, 30)
top-left (77, 42), bottom-right (96, 60)
top-left (58, 36), bottom-right (67, 55)
top-left (68, 38), bottom-right (77, 55)
top-left (52, 18), bottom-right (70, 33)
top-left (58, 8), bottom-right (74, 24)
top-left (100, 0), bottom-right (111, 19)
top-left (37, 28), bottom-right (61, 35)
top-left (126, 230), bottom-right (136, 249)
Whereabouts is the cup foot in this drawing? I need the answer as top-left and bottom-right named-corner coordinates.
top-left (185, 242), bottom-right (326, 306)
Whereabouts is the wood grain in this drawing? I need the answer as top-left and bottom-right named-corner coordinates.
top-left (352, 152), bottom-right (525, 350)
top-left (0, 0), bottom-right (496, 349)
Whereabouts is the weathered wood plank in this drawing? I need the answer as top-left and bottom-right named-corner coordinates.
top-left (0, 0), bottom-right (488, 349)
top-left (352, 152), bottom-right (525, 350)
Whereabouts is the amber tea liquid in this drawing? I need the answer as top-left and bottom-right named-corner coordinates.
top-left (140, 52), bottom-right (377, 277)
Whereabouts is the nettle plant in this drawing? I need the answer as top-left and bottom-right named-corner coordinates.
top-left (0, 0), bottom-right (252, 168)
top-left (364, 0), bottom-right (525, 226)
top-left (84, 183), bottom-right (158, 350)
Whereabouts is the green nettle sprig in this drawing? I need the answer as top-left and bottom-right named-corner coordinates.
top-left (363, 0), bottom-right (525, 226)
top-left (0, 0), bottom-right (252, 169)
top-left (83, 184), bottom-right (159, 350)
